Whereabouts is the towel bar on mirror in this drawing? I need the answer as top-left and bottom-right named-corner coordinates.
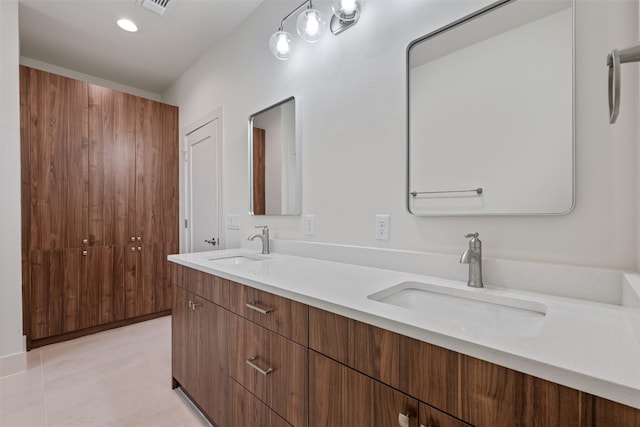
top-left (607, 41), bottom-right (640, 124)
top-left (410, 187), bottom-right (483, 197)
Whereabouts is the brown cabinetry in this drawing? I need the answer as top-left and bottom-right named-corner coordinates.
top-left (172, 267), bottom-right (229, 427)
top-left (170, 265), bottom-right (640, 427)
top-left (21, 66), bottom-right (178, 347)
top-left (309, 351), bottom-right (419, 427)
top-left (229, 313), bottom-right (307, 427)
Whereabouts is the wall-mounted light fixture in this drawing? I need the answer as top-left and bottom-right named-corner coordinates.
top-left (269, 0), bottom-right (363, 60)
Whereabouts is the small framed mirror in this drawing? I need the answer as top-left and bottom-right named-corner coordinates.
top-left (407, 0), bottom-right (575, 216)
top-left (249, 97), bottom-right (301, 216)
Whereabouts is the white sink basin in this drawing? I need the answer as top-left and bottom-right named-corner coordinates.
top-left (368, 281), bottom-right (547, 337)
top-left (207, 255), bottom-right (267, 265)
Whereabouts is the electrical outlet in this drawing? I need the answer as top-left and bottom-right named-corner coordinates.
top-left (304, 215), bottom-right (315, 236)
top-left (226, 214), bottom-right (240, 230)
top-left (375, 214), bottom-right (390, 240)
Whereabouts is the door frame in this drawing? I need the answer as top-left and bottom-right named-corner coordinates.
top-left (181, 106), bottom-right (224, 252)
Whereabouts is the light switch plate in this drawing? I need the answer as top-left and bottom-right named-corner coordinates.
top-left (226, 214), bottom-right (240, 230)
top-left (375, 214), bottom-right (390, 240)
top-left (304, 215), bottom-right (315, 236)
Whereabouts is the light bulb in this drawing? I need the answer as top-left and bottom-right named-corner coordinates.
top-left (269, 30), bottom-right (293, 60)
top-left (332, 0), bottom-right (362, 22)
top-left (296, 8), bottom-right (327, 43)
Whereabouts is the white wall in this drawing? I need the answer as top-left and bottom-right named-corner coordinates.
top-left (163, 0), bottom-right (639, 272)
top-left (20, 57), bottom-right (162, 101)
top-left (0, 0), bottom-right (24, 359)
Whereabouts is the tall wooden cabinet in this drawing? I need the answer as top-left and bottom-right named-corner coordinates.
top-left (21, 66), bottom-right (178, 348)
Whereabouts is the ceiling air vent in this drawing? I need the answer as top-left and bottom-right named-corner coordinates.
top-left (135, 0), bottom-right (172, 16)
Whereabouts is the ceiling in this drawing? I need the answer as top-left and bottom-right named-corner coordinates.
top-left (19, 0), bottom-right (264, 94)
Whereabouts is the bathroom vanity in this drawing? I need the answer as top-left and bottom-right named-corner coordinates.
top-left (169, 248), bottom-right (640, 426)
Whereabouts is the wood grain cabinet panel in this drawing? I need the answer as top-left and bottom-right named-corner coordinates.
top-left (459, 355), bottom-right (584, 427)
top-left (230, 282), bottom-right (308, 345)
top-left (27, 67), bottom-right (88, 251)
top-left (309, 351), bottom-right (419, 427)
top-left (88, 85), bottom-right (136, 247)
top-left (419, 403), bottom-right (472, 427)
top-left (172, 286), bottom-right (229, 427)
top-left (230, 313), bottom-right (308, 427)
top-left (22, 67), bottom-right (178, 346)
top-left (402, 336), bottom-right (459, 416)
top-left (230, 380), bottom-right (293, 427)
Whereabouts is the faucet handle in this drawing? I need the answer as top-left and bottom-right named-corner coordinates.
top-left (464, 232), bottom-right (479, 239)
top-left (255, 225), bottom-right (268, 229)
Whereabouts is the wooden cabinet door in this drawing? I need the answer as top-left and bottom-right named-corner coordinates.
top-left (134, 100), bottom-right (179, 245)
top-left (230, 380), bottom-right (293, 427)
top-left (196, 295), bottom-right (229, 427)
top-left (82, 246), bottom-right (115, 328)
top-left (27, 68), bottom-right (88, 250)
top-left (309, 351), bottom-right (419, 427)
top-left (172, 286), bottom-right (198, 394)
top-left (459, 356), bottom-right (583, 427)
top-left (88, 85), bottom-right (136, 247)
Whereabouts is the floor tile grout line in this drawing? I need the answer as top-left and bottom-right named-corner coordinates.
top-left (39, 349), bottom-right (51, 427)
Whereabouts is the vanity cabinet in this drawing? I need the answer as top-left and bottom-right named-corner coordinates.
top-left (21, 66), bottom-right (178, 348)
top-left (170, 264), bottom-right (640, 427)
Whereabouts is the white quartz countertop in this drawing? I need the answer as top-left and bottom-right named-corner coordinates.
top-left (168, 249), bottom-right (640, 409)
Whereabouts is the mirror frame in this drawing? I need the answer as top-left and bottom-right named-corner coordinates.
top-left (406, 0), bottom-right (575, 216)
top-left (248, 96), bottom-right (301, 216)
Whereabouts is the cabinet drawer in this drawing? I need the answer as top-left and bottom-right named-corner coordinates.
top-left (230, 314), bottom-right (307, 427)
top-left (230, 380), bottom-right (293, 427)
top-left (230, 282), bottom-right (308, 345)
top-left (309, 306), bottom-right (459, 415)
top-left (309, 351), bottom-right (419, 427)
top-left (172, 264), bottom-right (230, 308)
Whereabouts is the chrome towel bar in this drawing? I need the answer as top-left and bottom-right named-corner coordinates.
top-left (607, 41), bottom-right (640, 124)
top-left (410, 187), bottom-right (483, 197)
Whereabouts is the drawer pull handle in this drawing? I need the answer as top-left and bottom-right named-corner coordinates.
top-left (398, 413), bottom-right (410, 427)
top-left (246, 356), bottom-right (273, 376)
top-left (246, 302), bottom-right (273, 315)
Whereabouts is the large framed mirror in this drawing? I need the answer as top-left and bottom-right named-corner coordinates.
top-left (407, 0), bottom-right (574, 216)
top-left (249, 97), bottom-right (301, 215)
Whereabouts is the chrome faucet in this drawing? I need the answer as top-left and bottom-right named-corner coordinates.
top-left (460, 232), bottom-right (483, 288)
top-left (248, 226), bottom-right (270, 254)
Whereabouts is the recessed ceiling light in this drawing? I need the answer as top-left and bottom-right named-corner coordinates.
top-left (117, 18), bottom-right (138, 32)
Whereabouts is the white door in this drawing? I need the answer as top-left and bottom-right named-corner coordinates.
top-left (186, 119), bottom-right (220, 252)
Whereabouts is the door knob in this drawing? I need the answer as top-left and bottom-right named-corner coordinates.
top-left (204, 237), bottom-right (218, 246)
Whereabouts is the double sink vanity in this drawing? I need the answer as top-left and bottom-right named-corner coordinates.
top-left (169, 242), bottom-right (640, 427)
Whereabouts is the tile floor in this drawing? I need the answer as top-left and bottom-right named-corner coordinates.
top-left (0, 316), bottom-right (210, 427)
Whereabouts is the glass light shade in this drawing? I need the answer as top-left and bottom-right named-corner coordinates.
top-left (269, 30), bottom-right (293, 60)
top-left (296, 8), bottom-right (327, 43)
top-left (331, 0), bottom-right (362, 22)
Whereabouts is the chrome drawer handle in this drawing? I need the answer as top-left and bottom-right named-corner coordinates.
top-left (245, 302), bottom-right (273, 315)
top-left (245, 356), bottom-right (273, 376)
top-left (398, 413), bottom-right (410, 427)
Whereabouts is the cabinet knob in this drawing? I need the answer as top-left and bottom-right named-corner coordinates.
top-left (131, 247), bottom-right (136, 252)
top-left (83, 239), bottom-right (88, 245)
top-left (137, 247), bottom-right (142, 251)
top-left (137, 236), bottom-right (142, 242)
top-left (131, 236), bottom-right (136, 242)
top-left (82, 250), bottom-right (88, 256)
top-left (398, 413), bottom-right (410, 427)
